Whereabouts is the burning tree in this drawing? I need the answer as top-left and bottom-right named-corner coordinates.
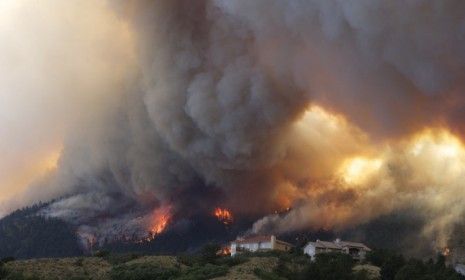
top-left (213, 208), bottom-right (233, 225)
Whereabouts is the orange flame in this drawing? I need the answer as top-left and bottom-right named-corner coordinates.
top-left (151, 215), bottom-right (169, 234)
top-left (214, 207), bottom-right (234, 225)
top-left (147, 206), bottom-right (171, 240)
top-left (443, 247), bottom-right (450, 257)
top-left (217, 245), bottom-right (231, 256)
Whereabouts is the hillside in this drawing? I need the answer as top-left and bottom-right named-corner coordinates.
top-left (0, 204), bottom-right (239, 260)
top-left (0, 254), bottom-right (331, 280)
top-left (0, 204), bottom-right (82, 259)
top-left (1, 255), bottom-right (276, 280)
top-left (1, 249), bottom-right (462, 280)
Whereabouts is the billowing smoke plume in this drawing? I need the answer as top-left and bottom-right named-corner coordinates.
top-left (0, 0), bottom-right (135, 214)
top-left (3, 0), bottom-right (465, 253)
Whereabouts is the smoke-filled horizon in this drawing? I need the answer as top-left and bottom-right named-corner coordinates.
top-left (2, 0), bottom-right (465, 253)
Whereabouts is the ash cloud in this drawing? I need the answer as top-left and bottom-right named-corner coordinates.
top-left (3, 0), bottom-right (465, 253)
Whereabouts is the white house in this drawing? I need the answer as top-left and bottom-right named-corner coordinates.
top-left (230, 235), bottom-right (293, 256)
top-left (304, 238), bottom-right (371, 260)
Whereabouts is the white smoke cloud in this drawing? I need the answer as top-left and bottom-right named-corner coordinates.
top-left (0, 0), bottom-right (135, 215)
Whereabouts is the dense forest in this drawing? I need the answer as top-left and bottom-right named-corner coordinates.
top-left (0, 205), bottom-right (238, 259)
top-left (0, 203), bottom-right (82, 258)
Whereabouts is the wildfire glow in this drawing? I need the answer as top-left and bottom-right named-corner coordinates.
top-left (0, 148), bottom-right (61, 212)
top-left (147, 206), bottom-right (171, 240)
top-left (217, 246), bottom-right (231, 256)
top-left (214, 207), bottom-right (233, 225)
top-left (409, 130), bottom-right (464, 159)
top-left (41, 149), bottom-right (61, 171)
top-left (339, 157), bottom-right (383, 185)
top-left (262, 104), bottom-right (465, 246)
top-left (443, 247), bottom-right (451, 257)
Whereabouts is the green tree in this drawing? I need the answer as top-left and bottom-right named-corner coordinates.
top-left (366, 249), bottom-right (392, 267)
top-left (381, 254), bottom-right (405, 280)
top-left (303, 252), bottom-right (355, 280)
top-left (0, 264), bottom-right (7, 280)
top-left (394, 259), bottom-right (425, 280)
top-left (200, 243), bottom-right (220, 264)
top-left (353, 269), bottom-right (372, 280)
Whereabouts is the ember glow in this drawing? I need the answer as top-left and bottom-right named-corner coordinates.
top-left (214, 208), bottom-right (234, 225)
top-left (217, 246), bottom-right (231, 256)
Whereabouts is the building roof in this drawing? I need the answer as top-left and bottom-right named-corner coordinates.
top-left (307, 240), bottom-right (342, 250)
top-left (337, 241), bottom-right (371, 251)
top-left (232, 235), bottom-right (293, 247)
top-left (306, 239), bottom-right (370, 251)
top-left (233, 235), bottom-right (273, 244)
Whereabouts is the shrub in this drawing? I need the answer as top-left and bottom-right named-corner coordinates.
top-left (105, 253), bottom-right (141, 265)
top-left (110, 263), bottom-right (180, 280)
top-left (199, 244), bottom-right (221, 264)
top-left (273, 257), bottom-right (300, 279)
top-left (2, 272), bottom-right (40, 280)
top-left (289, 247), bottom-right (304, 256)
top-left (353, 269), bottom-right (372, 280)
top-left (177, 254), bottom-right (201, 267)
top-left (380, 254), bottom-right (405, 280)
top-left (242, 250), bottom-right (284, 258)
top-left (394, 259), bottom-right (427, 280)
top-left (0, 264), bottom-right (7, 280)
top-left (215, 256), bottom-right (248, 267)
top-left (93, 250), bottom-right (110, 258)
top-left (177, 264), bottom-right (228, 280)
top-left (302, 252), bottom-right (355, 280)
top-left (69, 277), bottom-right (90, 280)
top-left (0, 258), bottom-right (15, 265)
top-left (253, 268), bottom-right (286, 280)
top-left (74, 258), bottom-right (84, 267)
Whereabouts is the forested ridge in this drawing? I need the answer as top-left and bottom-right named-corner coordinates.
top-left (0, 203), bottom-right (82, 259)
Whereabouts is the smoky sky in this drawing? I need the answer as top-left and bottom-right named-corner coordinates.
top-left (2, 0), bottom-right (465, 252)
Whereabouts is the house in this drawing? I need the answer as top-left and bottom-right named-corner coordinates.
top-left (230, 235), bottom-right (293, 256)
top-left (304, 238), bottom-right (371, 260)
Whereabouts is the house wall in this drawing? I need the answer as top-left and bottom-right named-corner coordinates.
top-left (359, 249), bottom-right (367, 260)
top-left (304, 244), bottom-right (350, 260)
top-left (344, 247), bottom-right (368, 260)
top-left (274, 242), bottom-right (291, 252)
top-left (304, 241), bottom-right (370, 261)
top-left (231, 241), bottom-right (272, 256)
top-left (231, 243), bottom-right (237, 256)
top-left (258, 242), bottom-right (273, 250)
top-left (230, 237), bottom-right (291, 256)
